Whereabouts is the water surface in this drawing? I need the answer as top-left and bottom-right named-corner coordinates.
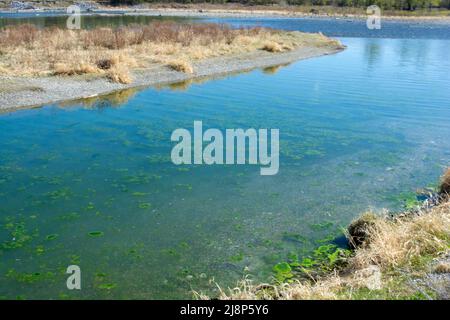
top-left (0, 17), bottom-right (449, 299)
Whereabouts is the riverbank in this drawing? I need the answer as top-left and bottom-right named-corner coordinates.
top-left (203, 168), bottom-right (450, 300)
top-left (1, 3), bottom-right (450, 22)
top-left (104, 4), bottom-right (450, 22)
top-left (0, 23), bottom-right (344, 111)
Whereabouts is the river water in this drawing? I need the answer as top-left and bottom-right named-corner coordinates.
top-left (0, 13), bottom-right (449, 299)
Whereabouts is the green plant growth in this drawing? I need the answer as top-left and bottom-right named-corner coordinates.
top-left (273, 262), bottom-right (294, 282)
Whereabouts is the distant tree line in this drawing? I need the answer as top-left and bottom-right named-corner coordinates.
top-left (109, 0), bottom-right (450, 10)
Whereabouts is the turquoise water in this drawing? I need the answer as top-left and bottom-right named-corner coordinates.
top-left (1, 34), bottom-right (450, 298)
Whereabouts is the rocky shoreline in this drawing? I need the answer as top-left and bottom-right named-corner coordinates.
top-left (1, 5), bottom-right (450, 23)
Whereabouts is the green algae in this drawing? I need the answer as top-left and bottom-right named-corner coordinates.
top-left (124, 173), bottom-right (161, 185)
top-left (45, 234), bottom-right (58, 241)
top-left (132, 192), bottom-right (148, 197)
top-left (282, 232), bottom-right (307, 244)
top-left (35, 245), bottom-right (45, 255)
top-left (45, 188), bottom-right (72, 200)
top-left (230, 252), bottom-right (244, 263)
top-left (138, 202), bottom-right (152, 209)
top-left (309, 221), bottom-right (334, 231)
top-left (388, 191), bottom-right (421, 210)
top-left (88, 231), bottom-right (104, 238)
top-left (69, 254), bottom-right (81, 264)
top-left (57, 212), bottom-right (80, 221)
top-left (175, 183), bottom-right (192, 190)
top-left (272, 262), bottom-right (293, 282)
top-left (1, 221), bottom-right (33, 250)
top-left (6, 269), bottom-right (55, 284)
top-left (85, 202), bottom-right (95, 210)
top-left (97, 283), bottom-right (117, 290)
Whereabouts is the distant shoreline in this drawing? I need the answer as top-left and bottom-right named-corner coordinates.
top-left (1, 5), bottom-right (450, 23)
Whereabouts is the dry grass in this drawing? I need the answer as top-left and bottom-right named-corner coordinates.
top-left (106, 66), bottom-right (132, 84)
top-left (262, 41), bottom-right (284, 53)
top-left (351, 205), bottom-right (449, 270)
top-left (0, 23), bottom-right (342, 83)
top-left (167, 59), bottom-right (194, 74)
top-left (203, 169), bottom-right (450, 300)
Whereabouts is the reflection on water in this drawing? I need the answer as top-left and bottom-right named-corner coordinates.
top-left (57, 88), bottom-right (139, 110)
top-left (262, 63), bottom-right (291, 75)
top-left (0, 37), bottom-right (449, 299)
top-left (0, 13), bottom-right (197, 29)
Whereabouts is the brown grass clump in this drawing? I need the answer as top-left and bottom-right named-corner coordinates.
top-left (106, 66), bottom-right (132, 84)
top-left (167, 59), bottom-right (194, 74)
top-left (53, 63), bottom-right (99, 76)
top-left (347, 212), bottom-right (378, 249)
top-left (262, 41), bottom-right (283, 53)
top-left (0, 22), bottom-right (343, 84)
top-left (439, 167), bottom-right (450, 195)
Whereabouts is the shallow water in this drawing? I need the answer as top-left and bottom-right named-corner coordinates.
top-left (1, 17), bottom-right (450, 299)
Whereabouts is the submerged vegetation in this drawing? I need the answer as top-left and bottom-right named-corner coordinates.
top-left (200, 168), bottom-right (450, 300)
top-left (0, 22), bottom-right (342, 84)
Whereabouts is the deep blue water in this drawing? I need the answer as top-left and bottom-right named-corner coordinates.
top-left (0, 16), bottom-right (449, 299)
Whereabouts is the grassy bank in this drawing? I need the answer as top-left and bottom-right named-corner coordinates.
top-left (201, 168), bottom-right (450, 300)
top-left (0, 22), bottom-right (341, 84)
